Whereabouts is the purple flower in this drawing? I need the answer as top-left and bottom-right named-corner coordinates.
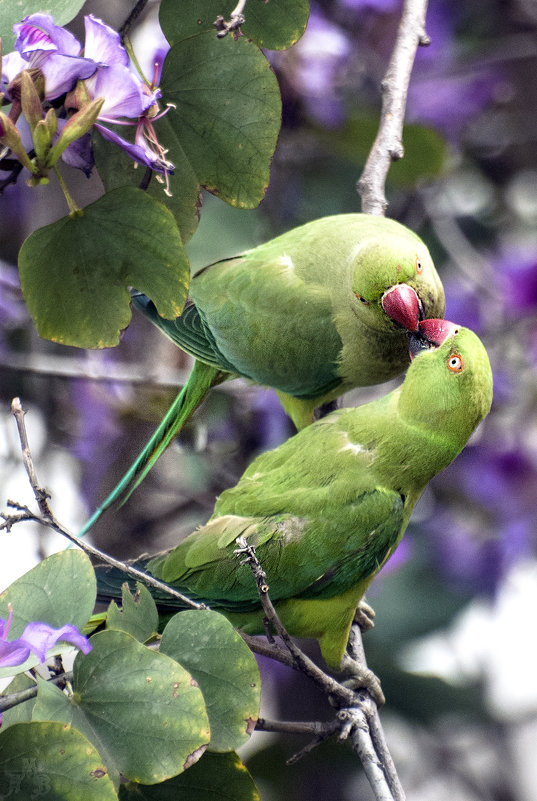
top-left (4, 13), bottom-right (97, 101)
top-left (0, 605), bottom-right (92, 669)
top-left (82, 15), bottom-right (158, 122)
top-left (65, 15), bottom-right (173, 180)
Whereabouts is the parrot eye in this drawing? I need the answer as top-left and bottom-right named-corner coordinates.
top-left (355, 293), bottom-right (370, 306)
top-left (415, 256), bottom-right (423, 274)
top-left (447, 354), bottom-right (464, 373)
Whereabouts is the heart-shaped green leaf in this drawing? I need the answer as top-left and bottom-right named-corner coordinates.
top-left (161, 33), bottom-right (281, 209)
top-left (35, 629), bottom-right (210, 785)
top-left (160, 610), bottom-right (260, 752)
top-left (0, 721), bottom-right (117, 800)
top-left (18, 186), bottom-right (189, 348)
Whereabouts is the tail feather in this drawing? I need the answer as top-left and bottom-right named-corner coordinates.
top-left (78, 360), bottom-right (227, 538)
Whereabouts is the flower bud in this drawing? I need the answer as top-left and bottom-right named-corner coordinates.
top-left (0, 111), bottom-right (37, 173)
top-left (20, 70), bottom-right (44, 132)
top-left (46, 97), bottom-right (104, 166)
top-left (33, 118), bottom-right (52, 161)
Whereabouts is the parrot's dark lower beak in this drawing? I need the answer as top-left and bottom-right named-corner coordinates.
top-left (381, 284), bottom-right (423, 332)
top-left (408, 318), bottom-right (461, 360)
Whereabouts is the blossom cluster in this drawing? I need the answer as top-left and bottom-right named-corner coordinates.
top-left (0, 13), bottom-right (172, 181)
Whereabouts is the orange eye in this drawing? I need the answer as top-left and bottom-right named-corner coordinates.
top-left (416, 256), bottom-right (423, 274)
top-left (355, 293), bottom-right (370, 306)
top-left (447, 354), bottom-right (464, 372)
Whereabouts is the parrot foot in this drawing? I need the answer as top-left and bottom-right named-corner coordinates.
top-left (353, 600), bottom-right (376, 631)
top-left (340, 654), bottom-right (385, 707)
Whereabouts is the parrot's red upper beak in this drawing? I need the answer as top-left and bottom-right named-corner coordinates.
top-left (418, 318), bottom-right (460, 346)
top-left (381, 284), bottom-right (422, 332)
top-left (408, 318), bottom-right (460, 360)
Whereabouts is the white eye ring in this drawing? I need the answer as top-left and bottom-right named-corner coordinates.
top-left (447, 354), bottom-right (464, 373)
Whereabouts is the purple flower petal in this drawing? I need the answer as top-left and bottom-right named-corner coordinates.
top-left (95, 123), bottom-right (167, 171)
top-left (38, 52), bottom-right (98, 100)
top-left (0, 611), bottom-right (92, 669)
top-left (14, 13), bottom-right (82, 60)
top-left (86, 63), bottom-right (152, 119)
top-left (1, 51), bottom-right (27, 96)
top-left (20, 621), bottom-right (92, 662)
top-left (84, 14), bottom-right (129, 67)
top-left (0, 640), bottom-right (31, 668)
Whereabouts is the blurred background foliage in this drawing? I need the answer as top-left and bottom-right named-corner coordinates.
top-left (1, 0), bottom-right (537, 798)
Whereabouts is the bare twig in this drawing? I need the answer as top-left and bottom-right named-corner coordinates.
top-left (5, 398), bottom-right (205, 611)
top-left (357, 0), bottom-right (430, 214)
top-left (0, 671), bottom-right (71, 714)
top-left (236, 537), bottom-right (405, 800)
top-left (348, 625), bottom-right (406, 801)
top-left (235, 537), bottom-right (355, 707)
top-left (213, 0), bottom-right (247, 38)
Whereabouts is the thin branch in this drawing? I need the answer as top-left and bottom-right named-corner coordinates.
top-left (235, 537), bottom-right (405, 800)
top-left (235, 537), bottom-right (355, 707)
top-left (347, 625), bottom-right (406, 801)
top-left (6, 398), bottom-right (205, 611)
top-left (357, 0), bottom-right (430, 215)
top-left (0, 671), bottom-right (71, 714)
top-left (0, 353), bottom-right (247, 396)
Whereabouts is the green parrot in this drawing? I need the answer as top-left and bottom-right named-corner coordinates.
top-left (96, 320), bottom-right (492, 689)
top-left (80, 214), bottom-right (444, 537)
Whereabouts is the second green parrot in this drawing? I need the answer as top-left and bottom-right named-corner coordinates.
top-left (81, 213), bottom-right (444, 536)
top-left (96, 320), bottom-right (492, 688)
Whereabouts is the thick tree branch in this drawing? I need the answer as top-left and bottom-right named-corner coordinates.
top-left (357, 0), bottom-right (430, 215)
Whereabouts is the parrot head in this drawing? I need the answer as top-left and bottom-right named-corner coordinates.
top-left (350, 234), bottom-right (445, 333)
top-left (400, 319), bottom-right (493, 447)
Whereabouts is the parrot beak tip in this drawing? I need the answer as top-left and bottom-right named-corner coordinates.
top-left (408, 318), bottom-right (461, 360)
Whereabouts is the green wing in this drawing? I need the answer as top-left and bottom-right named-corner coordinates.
top-left (151, 487), bottom-right (403, 610)
top-left (190, 252), bottom-right (344, 399)
top-left (130, 292), bottom-right (237, 374)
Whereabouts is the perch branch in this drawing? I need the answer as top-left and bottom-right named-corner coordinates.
top-left (357, 0), bottom-right (430, 215)
top-left (235, 537), bottom-right (405, 800)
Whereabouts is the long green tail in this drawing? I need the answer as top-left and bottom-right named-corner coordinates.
top-left (78, 360), bottom-right (227, 538)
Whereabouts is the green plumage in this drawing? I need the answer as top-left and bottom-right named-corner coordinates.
top-left (97, 326), bottom-right (492, 671)
top-left (80, 214), bottom-right (444, 535)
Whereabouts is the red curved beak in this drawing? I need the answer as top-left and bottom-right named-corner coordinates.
top-left (381, 284), bottom-right (421, 332)
top-left (408, 318), bottom-right (461, 361)
top-left (418, 318), bottom-right (460, 346)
